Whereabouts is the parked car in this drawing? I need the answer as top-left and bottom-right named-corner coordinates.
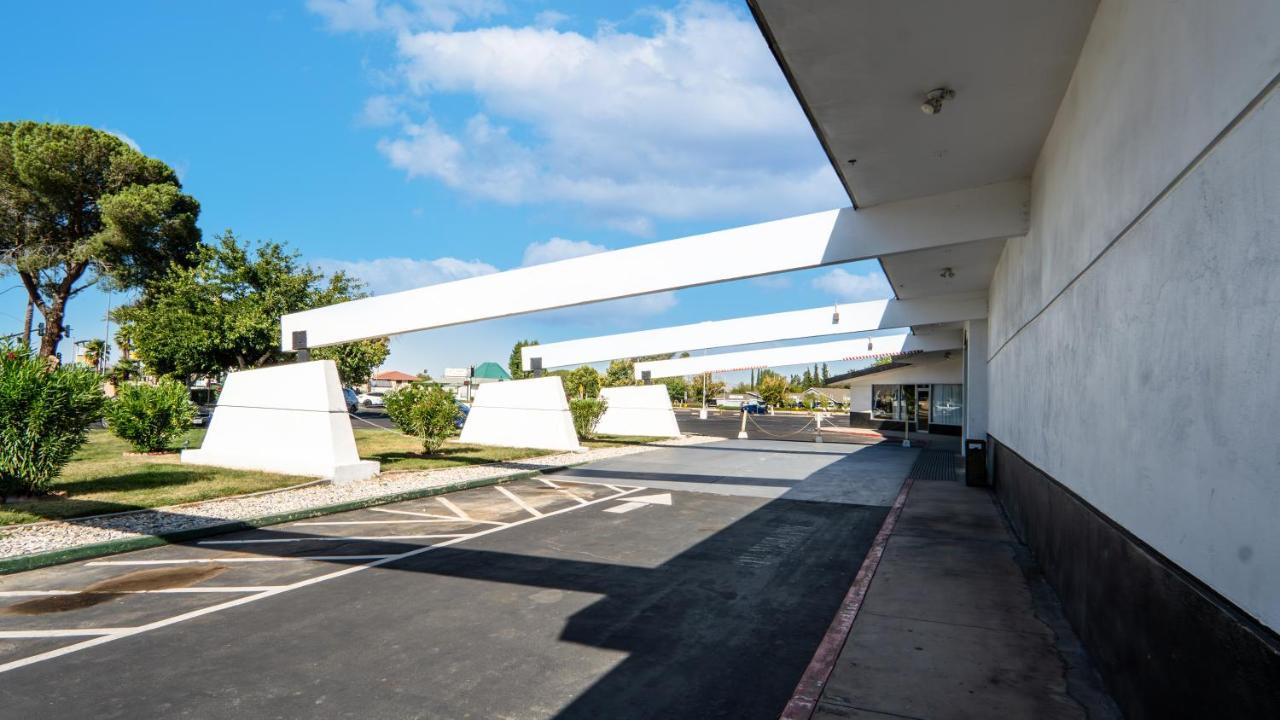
top-left (189, 386), bottom-right (218, 426)
top-left (358, 390), bottom-right (386, 408)
top-left (454, 402), bottom-right (470, 429)
top-left (742, 401), bottom-right (769, 415)
top-left (342, 387), bottom-right (359, 414)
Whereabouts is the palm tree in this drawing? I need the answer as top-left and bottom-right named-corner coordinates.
top-left (82, 339), bottom-right (108, 373)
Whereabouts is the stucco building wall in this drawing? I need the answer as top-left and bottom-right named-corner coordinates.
top-left (986, 0), bottom-right (1280, 630)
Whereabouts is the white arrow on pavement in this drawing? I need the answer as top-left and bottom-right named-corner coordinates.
top-left (604, 493), bottom-right (673, 514)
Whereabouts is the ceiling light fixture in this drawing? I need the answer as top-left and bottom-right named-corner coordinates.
top-left (940, 267), bottom-right (955, 279)
top-left (920, 87), bottom-right (956, 115)
top-left (832, 303), bottom-right (840, 324)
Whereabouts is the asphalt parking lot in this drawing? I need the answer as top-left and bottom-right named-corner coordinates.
top-left (0, 439), bottom-right (915, 719)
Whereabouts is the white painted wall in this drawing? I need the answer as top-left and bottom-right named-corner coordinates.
top-left (842, 354), bottom-right (963, 412)
top-left (964, 320), bottom-right (989, 443)
top-left (987, 0), bottom-right (1280, 629)
top-left (181, 361), bottom-right (379, 483)
top-left (595, 385), bottom-right (681, 438)
top-left (523, 292), bottom-right (986, 370)
top-left (459, 376), bottom-right (581, 452)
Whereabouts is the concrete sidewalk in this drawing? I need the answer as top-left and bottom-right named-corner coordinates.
top-left (809, 455), bottom-right (1121, 719)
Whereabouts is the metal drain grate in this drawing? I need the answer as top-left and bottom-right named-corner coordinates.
top-left (907, 449), bottom-right (958, 482)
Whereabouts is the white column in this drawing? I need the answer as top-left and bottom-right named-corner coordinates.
top-left (963, 319), bottom-right (989, 451)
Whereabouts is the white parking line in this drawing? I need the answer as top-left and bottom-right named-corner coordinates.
top-left (0, 587), bottom-right (285, 597)
top-left (0, 629), bottom-right (129, 639)
top-left (0, 484), bottom-right (643, 674)
top-left (435, 497), bottom-right (471, 520)
top-left (369, 507), bottom-right (506, 525)
top-left (538, 477), bottom-right (562, 489)
top-left (197, 535), bottom-right (466, 546)
top-left (292, 519), bottom-right (466, 526)
top-left (496, 486), bottom-right (543, 517)
top-left (86, 555), bottom-right (395, 566)
top-left (556, 490), bottom-right (590, 506)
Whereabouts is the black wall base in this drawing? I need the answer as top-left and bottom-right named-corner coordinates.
top-left (990, 438), bottom-right (1280, 719)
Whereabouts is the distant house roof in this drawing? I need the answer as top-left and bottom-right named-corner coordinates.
top-left (825, 362), bottom-right (913, 385)
top-left (373, 370), bottom-right (417, 382)
top-left (471, 362), bottom-right (511, 381)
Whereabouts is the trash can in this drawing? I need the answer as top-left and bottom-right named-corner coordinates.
top-left (965, 438), bottom-right (988, 487)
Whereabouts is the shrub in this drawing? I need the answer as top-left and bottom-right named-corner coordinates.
top-left (0, 347), bottom-right (106, 496)
top-left (105, 379), bottom-right (196, 452)
top-left (385, 383), bottom-right (458, 453)
top-left (570, 398), bottom-right (609, 440)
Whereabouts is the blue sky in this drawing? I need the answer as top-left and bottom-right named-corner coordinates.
top-left (1, 0), bottom-right (891, 379)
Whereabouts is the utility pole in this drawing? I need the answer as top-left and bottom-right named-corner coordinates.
top-left (102, 290), bottom-right (113, 374)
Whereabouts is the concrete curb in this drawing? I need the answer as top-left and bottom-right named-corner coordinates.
top-left (779, 475), bottom-right (916, 720)
top-left (0, 462), bottom-right (589, 576)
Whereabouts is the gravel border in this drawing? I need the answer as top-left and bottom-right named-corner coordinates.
top-left (0, 435), bottom-right (718, 570)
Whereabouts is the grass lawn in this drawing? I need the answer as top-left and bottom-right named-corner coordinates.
top-left (0, 428), bottom-right (666, 527)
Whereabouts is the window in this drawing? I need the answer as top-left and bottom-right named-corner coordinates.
top-left (931, 384), bottom-right (963, 425)
top-left (872, 385), bottom-right (904, 420)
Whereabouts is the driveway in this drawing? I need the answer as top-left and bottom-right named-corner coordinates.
top-left (0, 439), bottom-right (916, 718)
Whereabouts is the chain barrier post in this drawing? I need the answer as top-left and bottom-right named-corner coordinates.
top-left (737, 407), bottom-right (749, 439)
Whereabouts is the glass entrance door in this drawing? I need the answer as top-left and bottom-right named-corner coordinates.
top-left (915, 385), bottom-right (930, 433)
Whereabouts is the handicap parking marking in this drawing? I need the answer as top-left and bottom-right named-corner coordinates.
top-left (0, 478), bottom-right (646, 675)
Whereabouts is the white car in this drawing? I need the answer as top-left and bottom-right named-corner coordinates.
top-left (357, 390), bottom-right (386, 408)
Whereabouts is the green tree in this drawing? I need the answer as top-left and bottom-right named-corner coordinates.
top-left (113, 232), bottom-right (388, 381)
top-left (758, 373), bottom-right (788, 407)
top-left (81, 338), bottom-right (108, 372)
top-left (0, 122), bottom-right (201, 357)
top-left (312, 337), bottom-right (390, 387)
top-left (688, 372), bottom-right (725, 404)
top-left (661, 376), bottom-right (687, 403)
top-left (508, 339), bottom-right (539, 379)
top-left (603, 358), bottom-right (637, 387)
top-left (564, 365), bottom-right (602, 399)
top-left (871, 356), bottom-right (893, 367)
top-left (820, 362), bottom-right (830, 385)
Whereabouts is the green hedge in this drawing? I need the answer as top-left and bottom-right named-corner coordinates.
top-left (0, 347), bottom-right (105, 496)
top-left (385, 383), bottom-right (459, 453)
top-left (105, 379), bottom-right (196, 452)
top-left (569, 398), bottom-right (608, 440)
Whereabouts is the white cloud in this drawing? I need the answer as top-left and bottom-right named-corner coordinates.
top-left (308, 0), bottom-right (504, 32)
top-left (357, 95), bottom-right (407, 127)
top-left (313, 236), bottom-right (676, 324)
top-left (520, 236), bottom-right (602, 266)
top-left (519, 237), bottom-right (676, 323)
top-left (318, 1), bottom-right (846, 233)
top-left (533, 10), bottom-right (569, 29)
top-left (314, 256), bottom-right (496, 294)
top-left (812, 267), bottom-right (893, 302)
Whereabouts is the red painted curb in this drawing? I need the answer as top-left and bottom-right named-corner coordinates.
top-left (779, 476), bottom-right (916, 720)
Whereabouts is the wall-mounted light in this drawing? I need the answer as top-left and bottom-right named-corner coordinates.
top-left (920, 87), bottom-right (956, 115)
top-left (867, 338), bottom-right (874, 352)
top-left (832, 303), bottom-right (840, 324)
top-left (939, 267), bottom-right (955, 279)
